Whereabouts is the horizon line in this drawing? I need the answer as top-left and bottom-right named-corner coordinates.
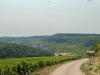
top-left (0, 33), bottom-right (100, 37)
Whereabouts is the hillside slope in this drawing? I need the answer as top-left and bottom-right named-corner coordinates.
top-left (1, 33), bottom-right (100, 56)
top-left (81, 42), bottom-right (100, 75)
top-left (48, 43), bottom-right (89, 56)
top-left (0, 42), bottom-right (54, 58)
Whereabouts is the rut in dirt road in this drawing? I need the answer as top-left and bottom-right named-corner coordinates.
top-left (49, 58), bottom-right (89, 75)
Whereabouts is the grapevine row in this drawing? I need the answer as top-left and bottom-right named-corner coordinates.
top-left (0, 56), bottom-right (81, 75)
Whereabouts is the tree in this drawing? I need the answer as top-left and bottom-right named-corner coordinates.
top-left (91, 42), bottom-right (100, 56)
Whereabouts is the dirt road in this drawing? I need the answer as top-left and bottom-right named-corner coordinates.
top-left (49, 58), bottom-right (89, 75)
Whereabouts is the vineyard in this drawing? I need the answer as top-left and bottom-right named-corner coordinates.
top-left (0, 56), bottom-right (81, 75)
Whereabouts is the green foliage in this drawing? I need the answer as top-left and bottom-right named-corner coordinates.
top-left (44, 33), bottom-right (100, 47)
top-left (92, 42), bottom-right (100, 52)
top-left (1, 33), bottom-right (100, 56)
top-left (0, 56), bottom-right (80, 75)
top-left (0, 36), bottom-right (47, 44)
top-left (92, 42), bottom-right (100, 56)
top-left (0, 42), bottom-right (54, 58)
top-left (1, 33), bottom-right (100, 47)
top-left (97, 65), bottom-right (100, 70)
top-left (48, 43), bottom-right (89, 56)
top-left (81, 62), bottom-right (93, 75)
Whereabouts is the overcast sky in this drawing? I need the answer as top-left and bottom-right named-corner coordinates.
top-left (0, 0), bottom-right (100, 36)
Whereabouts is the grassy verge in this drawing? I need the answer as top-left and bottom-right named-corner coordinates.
top-left (81, 57), bottom-right (100, 75)
top-left (31, 63), bottom-right (60, 75)
top-left (31, 58), bottom-right (81, 75)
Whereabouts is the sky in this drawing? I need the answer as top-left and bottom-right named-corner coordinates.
top-left (0, 0), bottom-right (100, 36)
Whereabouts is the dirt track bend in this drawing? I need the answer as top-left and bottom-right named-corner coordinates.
top-left (49, 58), bottom-right (89, 75)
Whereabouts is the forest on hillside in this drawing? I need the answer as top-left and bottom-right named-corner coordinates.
top-left (0, 33), bottom-right (100, 47)
top-left (0, 42), bottom-right (54, 58)
top-left (43, 33), bottom-right (100, 47)
top-left (0, 33), bottom-right (100, 57)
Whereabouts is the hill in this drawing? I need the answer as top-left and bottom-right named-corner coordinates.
top-left (0, 36), bottom-right (48, 44)
top-left (44, 33), bottom-right (100, 47)
top-left (48, 43), bottom-right (89, 56)
top-left (0, 42), bottom-right (54, 58)
top-left (1, 33), bottom-right (100, 56)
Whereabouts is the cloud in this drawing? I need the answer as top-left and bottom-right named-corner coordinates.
top-left (86, 0), bottom-right (93, 2)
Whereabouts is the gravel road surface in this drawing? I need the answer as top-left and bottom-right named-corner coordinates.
top-left (49, 58), bottom-right (89, 75)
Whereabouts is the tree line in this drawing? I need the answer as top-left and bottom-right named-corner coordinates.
top-left (1, 33), bottom-right (100, 47)
top-left (0, 42), bottom-right (54, 58)
top-left (43, 34), bottom-right (100, 47)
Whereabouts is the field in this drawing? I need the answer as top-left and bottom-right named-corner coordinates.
top-left (48, 43), bottom-right (89, 56)
top-left (0, 34), bottom-right (100, 57)
top-left (26, 40), bottom-right (89, 56)
top-left (0, 56), bottom-right (80, 75)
